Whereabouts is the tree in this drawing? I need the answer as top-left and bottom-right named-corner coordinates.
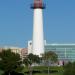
top-left (0, 49), bottom-right (21, 75)
top-left (42, 51), bottom-right (58, 63)
top-left (64, 62), bottom-right (75, 75)
top-left (23, 53), bottom-right (40, 75)
top-left (42, 51), bottom-right (58, 75)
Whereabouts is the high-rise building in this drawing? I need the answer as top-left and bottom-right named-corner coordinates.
top-left (31, 0), bottom-right (45, 56)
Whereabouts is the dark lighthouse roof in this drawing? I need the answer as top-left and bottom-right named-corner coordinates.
top-left (31, 0), bottom-right (46, 9)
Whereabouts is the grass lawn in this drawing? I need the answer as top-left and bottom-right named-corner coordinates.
top-left (0, 70), bottom-right (4, 75)
top-left (23, 66), bottom-right (64, 75)
top-left (32, 72), bottom-right (63, 75)
top-left (33, 73), bottom-right (62, 75)
top-left (0, 66), bottom-right (63, 75)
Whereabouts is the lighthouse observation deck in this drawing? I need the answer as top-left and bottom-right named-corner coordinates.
top-left (31, 0), bottom-right (46, 9)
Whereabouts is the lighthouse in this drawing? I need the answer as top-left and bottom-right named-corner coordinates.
top-left (31, 0), bottom-right (45, 57)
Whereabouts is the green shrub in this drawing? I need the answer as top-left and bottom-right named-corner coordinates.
top-left (64, 62), bottom-right (75, 75)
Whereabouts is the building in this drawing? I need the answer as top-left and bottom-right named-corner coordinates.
top-left (28, 41), bottom-right (75, 62)
top-left (3, 46), bottom-right (22, 56)
top-left (28, 40), bottom-right (33, 54)
top-left (28, 40), bottom-right (46, 54)
top-left (0, 46), bottom-right (28, 59)
top-left (45, 44), bottom-right (75, 62)
top-left (21, 48), bottom-right (28, 59)
top-left (0, 48), bottom-right (2, 52)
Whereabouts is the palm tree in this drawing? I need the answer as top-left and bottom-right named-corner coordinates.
top-left (42, 51), bottom-right (58, 75)
top-left (23, 53), bottom-right (40, 75)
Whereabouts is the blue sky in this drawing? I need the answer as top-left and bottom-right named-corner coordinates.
top-left (0, 0), bottom-right (75, 47)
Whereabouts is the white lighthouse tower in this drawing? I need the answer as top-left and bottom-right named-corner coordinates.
top-left (31, 0), bottom-right (45, 57)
